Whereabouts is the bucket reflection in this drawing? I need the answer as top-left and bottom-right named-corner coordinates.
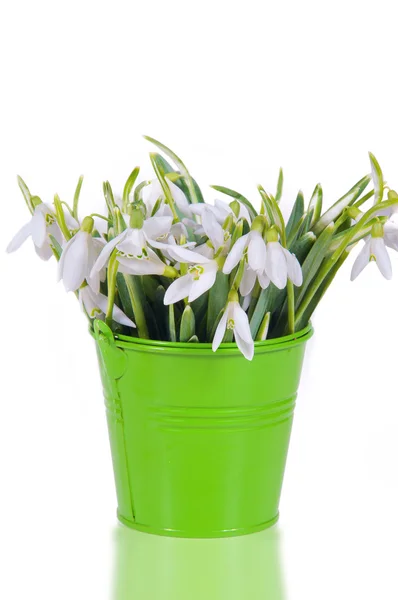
top-left (112, 525), bottom-right (286, 600)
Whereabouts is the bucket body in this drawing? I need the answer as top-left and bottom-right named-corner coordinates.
top-left (93, 320), bottom-right (312, 538)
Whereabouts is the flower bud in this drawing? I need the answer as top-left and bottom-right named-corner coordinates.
top-left (80, 216), bottom-right (94, 234)
top-left (229, 200), bottom-right (240, 218)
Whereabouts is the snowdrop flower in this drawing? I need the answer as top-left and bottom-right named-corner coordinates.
top-left (351, 222), bottom-right (392, 280)
top-left (201, 207), bottom-right (231, 253)
top-left (212, 290), bottom-right (254, 360)
top-left (191, 198), bottom-right (251, 226)
top-left (79, 285), bottom-right (135, 327)
top-left (264, 228), bottom-right (303, 290)
top-left (58, 217), bottom-right (105, 292)
top-left (163, 248), bottom-right (219, 304)
top-left (91, 211), bottom-right (176, 278)
top-left (223, 217), bottom-right (268, 295)
top-left (6, 201), bottom-right (63, 261)
top-left (143, 178), bottom-right (192, 218)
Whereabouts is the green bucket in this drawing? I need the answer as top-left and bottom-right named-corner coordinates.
top-left (93, 319), bottom-right (313, 538)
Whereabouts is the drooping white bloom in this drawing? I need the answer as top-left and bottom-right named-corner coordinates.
top-left (265, 241), bottom-right (303, 289)
top-left (163, 248), bottom-right (218, 304)
top-left (191, 198), bottom-right (251, 226)
top-left (79, 286), bottom-right (135, 327)
top-left (143, 179), bottom-right (192, 218)
top-left (223, 230), bottom-right (268, 295)
top-left (351, 233), bottom-right (392, 280)
top-left (91, 216), bottom-right (173, 278)
top-left (58, 230), bottom-right (105, 292)
top-left (6, 203), bottom-right (63, 261)
top-left (212, 298), bottom-right (254, 360)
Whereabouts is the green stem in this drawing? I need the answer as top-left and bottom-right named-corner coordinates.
top-left (90, 213), bottom-right (112, 223)
top-left (287, 280), bottom-right (295, 334)
top-left (149, 154), bottom-right (179, 222)
top-left (53, 194), bottom-right (72, 241)
top-left (105, 251), bottom-right (118, 326)
top-left (73, 176), bottom-right (84, 220)
top-left (124, 275), bottom-right (150, 339)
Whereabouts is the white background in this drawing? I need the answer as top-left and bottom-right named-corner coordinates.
top-left (1, 1), bottom-right (398, 598)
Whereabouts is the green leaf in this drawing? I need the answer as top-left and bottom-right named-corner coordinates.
top-left (313, 174), bottom-right (371, 235)
top-left (142, 275), bottom-right (161, 302)
top-left (154, 285), bottom-right (168, 340)
top-left (122, 167), bottom-right (140, 211)
top-left (206, 272), bottom-right (229, 340)
top-left (103, 181), bottom-right (116, 217)
top-left (211, 185), bottom-right (257, 221)
top-left (250, 286), bottom-right (275, 339)
top-left (150, 152), bottom-right (205, 205)
top-left (168, 304), bottom-right (177, 342)
top-left (289, 232), bottom-right (317, 263)
top-left (308, 184), bottom-right (323, 227)
top-left (275, 168), bottom-right (283, 203)
top-left (180, 305), bottom-right (196, 342)
top-left (295, 223), bottom-right (334, 307)
top-left (73, 176), bottom-right (84, 220)
top-left (258, 186), bottom-right (285, 235)
top-left (286, 191), bottom-right (305, 243)
top-left (17, 175), bottom-right (34, 213)
top-left (144, 135), bottom-right (201, 205)
top-left (369, 152), bottom-right (383, 204)
top-left (134, 180), bottom-right (151, 204)
top-left (116, 273), bottom-right (150, 339)
top-left (296, 250), bottom-right (350, 330)
top-left (49, 234), bottom-right (62, 260)
top-left (256, 312), bottom-right (271, 341)
top-left (188, 335), bottom-right (199, 343)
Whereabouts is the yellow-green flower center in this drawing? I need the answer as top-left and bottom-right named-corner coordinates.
top-left (188, 264), bottom-right (204, 280)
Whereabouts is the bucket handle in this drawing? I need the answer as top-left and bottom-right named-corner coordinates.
top-left (93, 320), bottom-right (127, 381)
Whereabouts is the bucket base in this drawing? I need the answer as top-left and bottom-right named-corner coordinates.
top-left (116, 511), bottom-right (279, 539)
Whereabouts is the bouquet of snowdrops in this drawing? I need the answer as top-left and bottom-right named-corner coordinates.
top-left (7, 137), bottom-right (398, 360)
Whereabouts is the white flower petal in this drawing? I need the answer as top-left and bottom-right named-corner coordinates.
top-left (238, 202), bottom-right (251, 224)
top-left (282, 248), bottom-right (303, 286)
top-left (232, 302), bottom-right (253, 344)
top-left (265, 242), bottom-right (287, 289)
top-left (30, 210), bottom-right (47, 247)
top-left (60, 231), bottom-right (90, 292)
top-left (212, 309), bottom-right (229, 352)
top-left (6, 221), bottom-right (32, 253)
top-left (247, 231), bottom-right (266, 271)
top-left (234, 329), bottom-right (254, 361)
top-left (87, 288), bottom-right (135, 326)
top-left (167, 180), bottom-right (192, 217)
top-left (242, 293), bottom-right (252, 312)
top-left (164, 274), bottom-right (193, 305)
top-left (258, 270), bottom-right (270, 289)
top-left (91, 231), bottom-right (127, 276)
top-left (188, 266), bottom-right (217, 302)
top-left (350, 239), bottom-right (371, 281)
top-left (167, 245), bottom-right (212, 264)
top-left (223, 234), bottom-right (249, 274)
top-left (35, 242), bottom-right (53, 261)
top-left (201, 208), bottom-right (225, 250)
top-left (143, 216), bottom-right (173, 241)
top-left (372, 237), bottom-right (392, 280)
top-left (194, 243), bottom-right (215, 259)
top-left (117, 251), bottom-right (165, 276)
top-left (240, 265), bottom-right (256, 296)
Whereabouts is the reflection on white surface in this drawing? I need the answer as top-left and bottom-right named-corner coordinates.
top-left (112, 524), bottom-right (286, 600)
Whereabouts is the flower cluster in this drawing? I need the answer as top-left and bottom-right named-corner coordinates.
top-left (7, 138), bottom-right (398, 360)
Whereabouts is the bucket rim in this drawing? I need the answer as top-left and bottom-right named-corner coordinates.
top-left (91, 321), bottom-right (313, 355)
